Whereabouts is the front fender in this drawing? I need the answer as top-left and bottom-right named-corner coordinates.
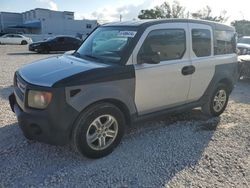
top-left (65, 79), bottom-right (137, 116)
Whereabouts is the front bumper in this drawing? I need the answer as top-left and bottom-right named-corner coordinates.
top-left (28, 45), bottom-right (36, 51)
top-left (9, 87), bottom-right (79, 145)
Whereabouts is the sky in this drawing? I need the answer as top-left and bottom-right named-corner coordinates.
top-left (1, 0), bottom-right (250, 24)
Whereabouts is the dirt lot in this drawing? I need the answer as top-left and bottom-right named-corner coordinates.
top-left (0, 45), bottom-right (249, 187)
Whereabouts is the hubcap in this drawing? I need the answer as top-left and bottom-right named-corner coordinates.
top-left (213, 89), bottom-right (227, 112)
top-left (86, 115), bottom-right (118, 150)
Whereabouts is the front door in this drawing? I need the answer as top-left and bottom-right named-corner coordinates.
top-left (133, 23), bottom-right (193, 115)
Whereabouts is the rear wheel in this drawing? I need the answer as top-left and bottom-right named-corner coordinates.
top-left (71, 102), bottom-right (125, 158)
top-left (21, 40), bottom-right (28, 45)
top-left (202, 83), bottom-right (229, 117)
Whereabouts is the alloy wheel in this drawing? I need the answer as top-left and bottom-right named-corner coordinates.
top-left (86, 115), bottom-right (118, 150)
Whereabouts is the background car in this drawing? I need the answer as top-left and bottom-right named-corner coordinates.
top-left (0, 34), bottom-right (33, 45)
top-left (237, 36), bottom-right (250, 55)
top-left (29, 36), bottom-right (82, 53)
top-left (238, 55), bottom-right (250, 79)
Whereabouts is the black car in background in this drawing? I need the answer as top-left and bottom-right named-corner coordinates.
top-left (29, 36), bottom-right (82, 53)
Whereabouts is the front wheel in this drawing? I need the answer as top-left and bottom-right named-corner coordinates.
top-left (71, 102), bottom-right (125, 158)
top-left (202, 83), bottom-right (229, 117)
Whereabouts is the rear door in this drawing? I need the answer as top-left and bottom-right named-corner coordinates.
top-left (13, 34), bottom-right (23, 44)
top-left (49, 37), bottom-right (63, 51)
top-left (133, 23), bottom-right (193, 115)
top-left (57, 37), bottom-right (67, 51)
top-left (65, 37), bottom-right (75, 50)
top-left (8, 34), bottom-right (17, 44)
top-left (187, 23), bottom-right (216, 101)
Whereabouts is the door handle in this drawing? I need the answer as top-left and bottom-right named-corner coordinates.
top-left (182, 65), bottom-right (195, 75)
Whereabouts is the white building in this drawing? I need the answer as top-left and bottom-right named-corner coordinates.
top-left (0, 8), bottom-right (98, 38)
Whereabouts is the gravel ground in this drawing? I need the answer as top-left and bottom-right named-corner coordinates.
top-left (0, 45), bottom-right (249, 188)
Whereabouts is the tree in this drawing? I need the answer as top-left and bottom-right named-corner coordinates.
top-left (231, 20), bottom-right (250, 37)
top-left (138, 9), bottom-right (165, 19)
top-left (191, 6), bottom-right (228, 23)
top-left (138, 1), bottom-right (186, 19)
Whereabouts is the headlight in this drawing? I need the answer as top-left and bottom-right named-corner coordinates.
top-left (32, 44), bottom-right (39, 47)
top-left (28, 90), bottom-right (52, 109)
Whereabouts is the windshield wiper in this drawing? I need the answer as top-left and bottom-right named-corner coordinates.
top-left (73, 52), bottom-right (101, 62)
top-left (73, 51), bottom-right (81, 58)
top-left (83, 54), bottom-right (99, 60)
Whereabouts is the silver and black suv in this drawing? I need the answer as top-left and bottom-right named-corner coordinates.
top-left (9, 19), bottom-right (238, 158)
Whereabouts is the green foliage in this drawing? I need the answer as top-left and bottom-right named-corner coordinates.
top-left (137, 1), bottom-right (250, 36)
top-left (231, 20), bottom-right (250, 37)
top-left (138, 2), bottom-right (228, 23)
top-left (138, 1), bottom-right (186, 19)
top-left (191, 6), bottom-right (228, 23)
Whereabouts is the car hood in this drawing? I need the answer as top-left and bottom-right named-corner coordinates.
top-left (18, 55), bottom-right (108, 87)
top-left (237, 43), bottom-right (250, 48)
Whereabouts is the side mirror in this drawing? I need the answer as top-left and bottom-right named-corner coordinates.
top-left (138, 52), bottom-right (160, 64)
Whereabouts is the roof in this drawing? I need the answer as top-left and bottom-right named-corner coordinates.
top-left (103, 19), bottom-right (235, 32)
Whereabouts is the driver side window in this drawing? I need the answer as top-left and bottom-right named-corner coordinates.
top-left (137, 29), bottom-right (186, 63)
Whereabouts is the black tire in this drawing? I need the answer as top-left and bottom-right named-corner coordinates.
top-left (202, 83), bottom-right (229, 117)
top-left (21, 40), bottom-right (28, 45)
top-left (71, 102), bottom-right (125, 158)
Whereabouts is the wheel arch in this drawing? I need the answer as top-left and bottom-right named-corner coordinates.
top-left (86, 98), bottom-right (132, 126)
top-left (218, 77), bottom-right (234, 93)
top-left (69, 98), bottom-right (133, 140)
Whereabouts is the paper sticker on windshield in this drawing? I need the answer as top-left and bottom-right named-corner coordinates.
top-left (117, 31), bottom-right (137, 38)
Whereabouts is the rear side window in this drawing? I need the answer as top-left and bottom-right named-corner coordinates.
top-left (13, 35), bottom-right (22, 38)
top-left (192, 29), bottom-right (211, 57)
top-left (215, 31), bottom-right (236, 55)
top-left (66, 37), bottom-right (80, 44)
top-left (138, 29), bottom-right (186, 61)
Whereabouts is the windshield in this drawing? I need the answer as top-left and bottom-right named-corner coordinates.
top-left (238, 37), bottom-right (250, 45)
top-left (75, 27), bottom-right (137, 64)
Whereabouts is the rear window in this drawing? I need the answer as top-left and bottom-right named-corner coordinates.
top-left (192, 29), bottom-right (211, 57)
top-left (215, 31), bottom-right (236, 55)
top-left (13, 35), bottom-right (22, 38)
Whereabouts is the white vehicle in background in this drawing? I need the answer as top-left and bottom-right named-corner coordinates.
top-left (0, 34), bottom-right (33, 45)
top-left (237, 36), bottom-right (250, 55)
